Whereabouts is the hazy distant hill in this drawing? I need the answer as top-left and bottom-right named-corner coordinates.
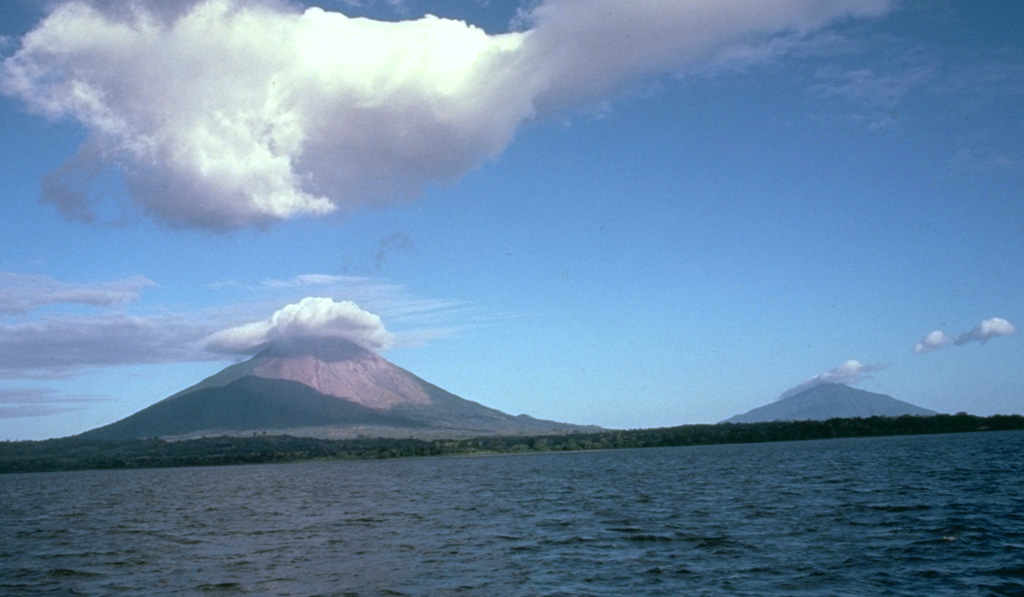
top-left (723, 383), bottom-right (937, 423)
top-left (81, 337), bottom-right (598, 440)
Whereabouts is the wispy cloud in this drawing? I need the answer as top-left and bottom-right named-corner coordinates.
top-left (0, 272), bottom-right (155, 315)
top-left (813, 64), bottom-right (934, 110)
top-left (2, 0), bottom-right (891, 229)
top-left (0, 312), bottom-right (217, 378)
top-left (954, 317), bottom-right (1017, 347)
top-left (0, 388), bottom-right (113, 418)
top-left (0, 269), bottom-right (492, 377)
top-left (252, 273), bottom-right (487, 333)
top-left (940, 51), bottom-right (1024, 101)
top-left (796, 30), bottom-right (941, 130)
top-left (913, 317), bottom-right (1017, 355)
top-left (950, 147), bottom-right (1024, 174)
top-left (259, 274), bottom-right (372, 291)
top-left (0, 271), bottom-right (210, 377)
top-left (780, 359), bottom-right (885, 399)
top-left (802, 26), bottom-right (1024, 136)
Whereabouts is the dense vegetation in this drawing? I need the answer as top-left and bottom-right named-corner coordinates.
top-left (2, 412), bottom-right (1022, 474)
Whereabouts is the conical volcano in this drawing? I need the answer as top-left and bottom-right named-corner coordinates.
top-left (81, 337), bottom-right (597, 440)
top-left (722, 383), bottom-right (937, 423)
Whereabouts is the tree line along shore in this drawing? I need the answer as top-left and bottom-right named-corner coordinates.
top-left (2, 412), bottom-right (1022, 474)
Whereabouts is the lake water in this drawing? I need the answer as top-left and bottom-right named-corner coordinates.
top-left (2, 431), bottom-right (1023, 596)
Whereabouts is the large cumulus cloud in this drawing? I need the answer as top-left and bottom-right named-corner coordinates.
top-left (2, 0), bottom-right (891, 229)
top-left (204, 296), bottom-right (395, 353)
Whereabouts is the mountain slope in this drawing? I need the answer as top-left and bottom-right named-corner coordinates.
top-left (82, 377), bottom-right (427, 440)
top-left (723, 383), bottom-right (937, 423)
top-left (81, 337), bottom-right (597, 440)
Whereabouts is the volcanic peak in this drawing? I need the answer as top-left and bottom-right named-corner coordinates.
top-left (250, 336), bottom-right (431, 410)
top-left (79, 333), bottom-right (600, 440)
top-left (723, 382), bottom-right (937, 423)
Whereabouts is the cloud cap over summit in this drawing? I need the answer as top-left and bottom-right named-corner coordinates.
top-left (779, 359), bottom-right (885, 399)
top-left (205, 297), bottom-right (394, 355)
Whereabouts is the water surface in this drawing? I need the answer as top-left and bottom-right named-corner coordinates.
top-left (3, 431), bottom-right (1023, 595)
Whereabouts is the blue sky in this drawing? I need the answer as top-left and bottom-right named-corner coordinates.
top-left (1, 0), bottom-right (1021, 440)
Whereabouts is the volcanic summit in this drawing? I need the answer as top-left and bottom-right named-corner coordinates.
top-left (81, 336), bottom-right (597, 440)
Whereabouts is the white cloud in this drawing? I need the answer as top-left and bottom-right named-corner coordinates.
top-left (204, 296), bottom-right (395, 354)
top-left (912, 330), bottom-right (953, 354)
top-left (0, 272), bottom-right (155, 315)
top-left (3, 0), bottom-right (892, 229)
top-left (955, 317), bottom-right (1017, 347)
top-left (912, 317), bottom-right (1017, 354)
top-left (780, 358), bottom-right (885, 398)
top-left (2, 0), bottom-right (533, 228)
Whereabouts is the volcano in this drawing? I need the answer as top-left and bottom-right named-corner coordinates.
top-left (722, 383), bottom-right (937, 423)
top-left (81, 337), bottom-right (598, 440)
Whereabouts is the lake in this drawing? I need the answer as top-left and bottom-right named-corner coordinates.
top-left (2, 431), bottom-right (1023, 596)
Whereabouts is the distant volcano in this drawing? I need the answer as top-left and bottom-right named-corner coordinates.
top-left (722, 383), bottom-right (937, 423)
top-left (81, 337), bottom-right (598, 440)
